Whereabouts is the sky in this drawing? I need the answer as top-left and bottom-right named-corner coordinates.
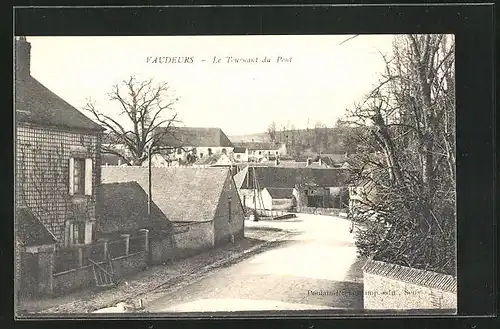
top-left (27, 35), bottom-right (396, 136)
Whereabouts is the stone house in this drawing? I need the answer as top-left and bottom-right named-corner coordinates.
top-left (101, 167), bottom-right (245, 258)
top-left (156, 127), bottom-right (234, 162)
top-left (15, 36), bottom-right (104, 296)
top-left (233, 147), bottom-right (249, 162)
top-left (233, 142), bottom-right (287, 161)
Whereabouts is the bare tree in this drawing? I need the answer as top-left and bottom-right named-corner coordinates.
top-left (267, 121), bottom-right (277, 144)
top-left (314, 121), bottom-right (327, 153)
top-left (84, 76), bottom-right (181, 166)
top-left (343, 34), bottom-right (456, 275)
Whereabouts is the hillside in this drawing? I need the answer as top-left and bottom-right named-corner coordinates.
top-left (228, 132), bottom-right (270, 143)
top-left (229, 127), bottom-right (365, 156)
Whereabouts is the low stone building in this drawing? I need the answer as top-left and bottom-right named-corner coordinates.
top-left (101, 167), bottom-right (245, 258)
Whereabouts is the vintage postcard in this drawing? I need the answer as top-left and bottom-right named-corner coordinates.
top-left (14, 34), bottom-right (456, 317)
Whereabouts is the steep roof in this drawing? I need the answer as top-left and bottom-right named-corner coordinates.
top-left (241, 167), bottom-right (349, 189)
top-left (233, 166), bottom-right (249, 189)
top-left (15, 76), bottom-right (103, 131)
top-left (266, 187), bottom-right (294, 199)
top-left (157, 127), bottom-right (234, 147)
top-left (101, 167), bottom-right (231, 222)
top-left (16, 207), bottom-right (58, 246)
top-left (233, 147), bottom-right (247, 153)
top-left (98, 182), bottom-right (173, 234)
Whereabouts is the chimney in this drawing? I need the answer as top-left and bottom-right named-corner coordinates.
top-left (319, 157), bottom-right (322, 166)
top-left (15, 36), bottom-right (31, 79)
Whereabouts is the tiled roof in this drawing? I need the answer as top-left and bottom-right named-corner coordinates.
top-left (98, 182), bottom-right (173, 234)
top-left (266, 188), bottom-right (294, 199)
top-left (101, 167), bottom-right (230, 223)
top-left (193, 153), bottom-right (235, 166)
top-left (16, 207), bottom-right (58, 246)
top-left (363, 259), bottom-right (457, 293)
top-left (233, 147), bottom-right (247, 153)
top-left (241, 166), bottom-right (349, 189)
top-left (156, 127), bottom-right (234, 147)
top-left (15, 76), bottom-right (103, 131)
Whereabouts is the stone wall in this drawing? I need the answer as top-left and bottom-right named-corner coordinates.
top-left (150, 235), bottom-right (175, 265)
top-left (363, 259), bottom-right (457, 311)
top-left (172, 221), bottom-right (214, 259)
top-left (299, 207), bottom-right (343, 216)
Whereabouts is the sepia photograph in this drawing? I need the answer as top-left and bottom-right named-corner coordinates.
top-left (14, 33), bottom-right (457, 317)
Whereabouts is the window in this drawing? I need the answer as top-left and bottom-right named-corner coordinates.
top-left (73, 158), bottom-right (85, 195)
top-left (276, 151), bottom-right (279, 155)
top-left (236, 154), bottom-right (241, 159)
top-left (177, 148), bottom-right (182, 155)
top-left (208, 148), bottom-right (212, 156)
top-left (69, 157), bottom-right (92, 196)
top-left (222, 148), bottom-right (227, 155)
top-left (67, 220), bottom-right (92, 246)
top-left (72, 222), bottom-right (85, 244)
top-left (200, 153), bottom-right (204, 158)
top-left (258, 151), bottom-right (262, 155)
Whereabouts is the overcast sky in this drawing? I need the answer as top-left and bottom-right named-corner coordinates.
top-left (27, 35), bottom-right (396, 136)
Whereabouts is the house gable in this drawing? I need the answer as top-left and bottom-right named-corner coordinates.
top-left (212, 171), bottom-right (245, 245)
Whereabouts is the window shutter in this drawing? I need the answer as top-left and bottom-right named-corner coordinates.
top-left (85, 158), bottom-right (93, 196)
top-left (69, 222), bottom-right (74, 245)
top-left (84, 222), bottom-right (93, 244)
top-left (64, 221), bottom-right (70, 246)
top-left (69, 158), bottom-right (75, 195)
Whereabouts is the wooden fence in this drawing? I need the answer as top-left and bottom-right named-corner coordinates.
top-left (53, 232), bottom-right (148, 275)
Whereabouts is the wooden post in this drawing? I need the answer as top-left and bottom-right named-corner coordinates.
top-left (103, 239), bottom-right (108, 260)
top-left (78, 247), bottom-right (83, 267)
top-left (121, 234), bottom-right (130, 256)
